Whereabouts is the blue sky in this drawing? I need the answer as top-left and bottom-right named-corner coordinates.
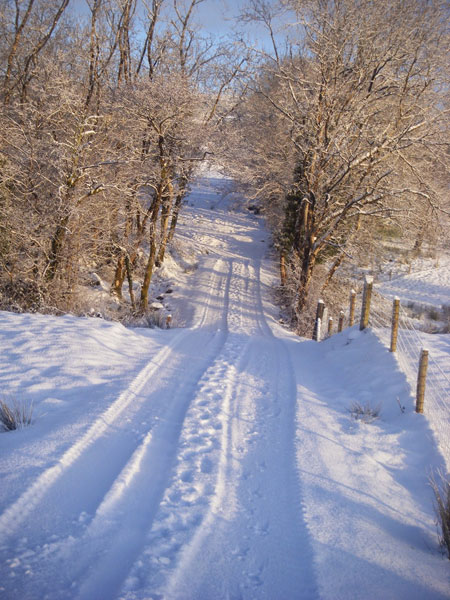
top-left (194, 0), bottom-right (244, 36)
top-left (69, 0), bottom-right (243, 35)
top-left (69, 0), bottom-right (288, 49)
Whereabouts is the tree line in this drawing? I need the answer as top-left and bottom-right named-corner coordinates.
top-left (1, 0), bottom-right (448, 328)
top-left (0, 0), bottom-right (246, 314)
top-left (224, 0), bottom-right (449, 332)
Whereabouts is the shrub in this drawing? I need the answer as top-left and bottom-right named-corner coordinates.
top-left (429, 471), bottom-right (450, 559)
top-left (124, 309), bottom-right (177, 329)
top-left (427, 307), bottom-right (440, 321)
top-left (0, 279), bottom-right (43, 313)
top-left (145, 310), bottom-right (175, 329)
top-left (0, 397), bottom-right (34, 431)
top-left (441, 304), bottom-right (450, 334)
top-left (405, 301), bottom-right (424, 320)
top-left (349, 401), bottom-right (381, 423)
top-left (441, 304), bottom-right (450, 319)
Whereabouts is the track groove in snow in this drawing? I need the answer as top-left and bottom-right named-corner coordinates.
top-left (0, 328), bottom-right (191, 535)
top-left (1, 176), bottom-right (448, 600)
top-left (118, 257), bottom-right (318, 599)
top-left (0, 257), bottom-right (238, 598)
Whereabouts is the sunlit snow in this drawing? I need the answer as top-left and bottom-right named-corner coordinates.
top-left (0, 176), bottom-right (449, 599)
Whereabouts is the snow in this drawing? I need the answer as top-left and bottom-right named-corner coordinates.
top-left (0, 175), bottom-right (449, 599)
top-left (377, 255), bottom-right (450, 309)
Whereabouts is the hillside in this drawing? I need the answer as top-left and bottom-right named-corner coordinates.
top-left (0, 176), bottom-right (449, 600)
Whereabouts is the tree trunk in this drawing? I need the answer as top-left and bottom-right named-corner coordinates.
top-left (110, 194), bottom-right (134, 300)
top-left (321, 215), bottom-right (361, 293)
top-left (296, 250), bottom-right (316, 315)
top-left (140, 222), bottom-right (158, 310)
top-left (111, 255), bottom-right (126, 299)
top-left (140, 184), bottom-right (163, 311)
top-left (46, 215), bottom-right (69, 281)
top-left (280, 253), bottom-right (287, 286)
top-left (321, 252), bottom-right (345, 293)
top-left (156, 183), bottom-right (173, 266)
top-left (413, 230), bottom-right (424, 258)
top-left (125, 255), bottom-right (135, 310)
top-left (295, 195), bottom-right (317, 315)
top-left (167, 190), bottom-right (184, 243)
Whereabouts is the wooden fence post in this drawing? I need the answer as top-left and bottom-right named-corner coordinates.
top-left (316, 318), bottom-right (322, 342)
top-left (360, 277), bottom-right (373, 330)
top-left (390, 298), bottom-right (400, 352)
top-left (415, 349), bottom-right (429, 414)
top-left (328, 317), bottom-right (333, 336)
top-left (313, 299), bottom-right (325, 341)
top-left (349, 289), bottom-right (356, 326)
top-left (338, 311), bottom-right (344, 332)
top-left (166, 314), bottom-right (172, 329)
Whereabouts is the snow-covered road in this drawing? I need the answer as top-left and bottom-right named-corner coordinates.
top-left (0, 177), bottom-right (448, 599)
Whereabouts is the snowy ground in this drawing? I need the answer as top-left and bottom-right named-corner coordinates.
top-left (377, 255), bottom-right (450, 309)
top-left (0, 176), bottom-right (449, 599)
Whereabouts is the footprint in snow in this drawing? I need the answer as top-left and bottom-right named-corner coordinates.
top-left (252, 522), bottom-right (269, 536)
top-left (231, 546), bottom-right (249, 560)
top-left (200, 457), bottom-right (213, 474)
top-left (180, 470), bottom-right (193, 483)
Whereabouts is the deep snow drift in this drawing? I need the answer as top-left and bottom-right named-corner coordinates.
top-left (0, 176), bottom-right (449, 599)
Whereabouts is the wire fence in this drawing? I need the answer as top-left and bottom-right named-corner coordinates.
top-left (371, 295), bottom-right (449, 471)
top-left (316, 280), bottom-right (450, 471)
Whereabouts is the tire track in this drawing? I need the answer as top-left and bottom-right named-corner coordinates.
top-left (0, 328), bottom-right (189, 540)
top-left (0, 258), bottom-right (235, 599)
top-left (163, 258), bottom-right (319, 599)
top-left (249, 258), bottom-right (319, 598)
top-left (55, 260), bottom-right (244, 599)
top-left (109, 258), bottom-right (255, 598)
top-left (72, 259), bottom-right (252, 599)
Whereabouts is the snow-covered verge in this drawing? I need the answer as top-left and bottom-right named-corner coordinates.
top-left (0, 175), bottom-right (449, 599)
top-left (377, 254), bottom-right (450, 310)
top-left (291, 327), bottom-right (449, 599)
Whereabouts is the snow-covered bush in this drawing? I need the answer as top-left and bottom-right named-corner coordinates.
top-left (441, 304), bottom-right (450, 334)
top-left (145, 310), bottom-right (174, 329)
top-left (123, 308), bottom-right (177, 330)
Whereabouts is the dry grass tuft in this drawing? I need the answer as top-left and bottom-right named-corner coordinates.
top-left (349, 401), bottom-right (381, 423)
top-left (429, 471), bottom-right (450, 559)
top-left (0, 397), bottom-right (34, 431)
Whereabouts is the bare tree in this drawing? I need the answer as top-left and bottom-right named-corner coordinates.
top-left (135, 0), bottom-right (166, 79)
top-left (230, 0), bottom-right (449, 322)
top-left (1, 0), bottom-right (71, 104)
top-left (0, 0), bottom-right (253, 315)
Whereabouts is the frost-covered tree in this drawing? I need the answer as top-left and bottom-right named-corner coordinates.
top-left (229, 0), bottom-right (449, 321)
top-left (0, 0), bottom-right (246, 314)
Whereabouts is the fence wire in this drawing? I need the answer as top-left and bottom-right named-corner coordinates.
top-left (367, 290), bottom-right (450, 471)
top-left (318, 282), bottom-right (449, 469)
